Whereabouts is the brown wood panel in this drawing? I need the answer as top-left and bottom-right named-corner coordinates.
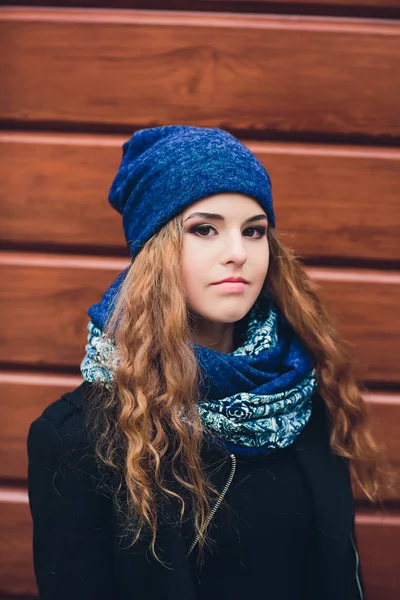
top-left (1, 9), bottom-right (399, 138)
top-left (0, 133), bottom-right (125, 252)
top-left (357, 511), bottom-right (400, 600)
top-left (0, 373), bottom-right (82, 481)
top-left (3, 0), bottom-right (400, 26)
top-left (0, 490), bottom-right (398, 599)
top-left (1, 133), bottom-right (399, 263)
top-left (1, 371), bottom-right (398, 497)
top-left (309, 268), bottom-right (400, 383)
top-left (353, 393), bottom-right (400, 502)
top-left (0, 490), bottom-right (36, 597)
top-left (0, 253), bottom-right (128, 367)
top-left (0, 254), bottom-right (399, 383)
top-left (255, 142), bottom-right (400, 264)
top-left (170, 0), bottom-right (400, 6)
top-left (5, 0), bottom-right (400, 11)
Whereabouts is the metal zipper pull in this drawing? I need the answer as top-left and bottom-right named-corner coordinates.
top-left (187, 453), bottom-right (236, 557)
top-left (350, 533), bottom-right (364, 600)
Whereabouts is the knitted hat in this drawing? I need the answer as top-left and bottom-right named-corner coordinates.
top-left (109, 125), bottom-right (275, 258)
top-left (89, 125), bottom-right (275, 327)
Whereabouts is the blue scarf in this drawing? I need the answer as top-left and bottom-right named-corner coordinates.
top-left (81, 294), bottom-right (317, 457)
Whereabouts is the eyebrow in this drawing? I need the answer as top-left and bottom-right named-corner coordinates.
top-left (184, 212), bottom-right (268, 225)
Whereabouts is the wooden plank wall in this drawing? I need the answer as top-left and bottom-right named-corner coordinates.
top-left (0, 1), bottom-right (399, 598)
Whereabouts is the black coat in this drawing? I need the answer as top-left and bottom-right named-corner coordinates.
top-left (27, 381), bottom-right (365, 599)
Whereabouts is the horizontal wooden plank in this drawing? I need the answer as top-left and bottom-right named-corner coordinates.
top-left (0, 490), bottom-right (36, 597)
top-left (308, 267), bottom-right (400, 383)
top-left (1, 132), bottom-right (399, 262)
top-left (353, 393), bottom-right (400, 502)
top-left (259, 143), bottom-right (400, 263)
top-left (0, 489), bottom-right (398, 598)
top-left (4, 0), bottom-right (399, 14)
top-left (0, 253), bottom-right (127, 365)
top-left (1, 9), bottom-right (399, 137)
top-left (0, 373), bottom-right (82, 480)
top-left (1, 372), bottom-right (398, 501)
top-left (173, 0), bottom-right (400, 7)
top-left (0, 596), bottom-right (36, 600)
top-left (0, 133), bottom-right (125, 252)
top-left (356, 511), bottom-right (400, 600)
top-left (0, 254), bottom-right (399, 384)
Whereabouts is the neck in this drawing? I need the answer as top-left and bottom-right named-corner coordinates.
top-left (188, 314), bottom-right (235, 354)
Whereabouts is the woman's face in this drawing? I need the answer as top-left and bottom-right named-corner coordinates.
top-left (181, 193), bottom-right (270, 324)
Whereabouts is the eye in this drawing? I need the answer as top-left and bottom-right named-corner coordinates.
top-left (191, 225), bottom-right (216, 237)
top-left (243, 226), bottom-right (267, 238)
top-left (190, 224), bottom-right (267, 238)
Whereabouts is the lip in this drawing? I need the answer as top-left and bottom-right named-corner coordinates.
top-left (213, 277), bottom-right (249, 284)
top-left (213, 281), bottom-right (248, 292)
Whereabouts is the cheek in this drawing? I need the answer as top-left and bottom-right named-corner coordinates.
top-left (181, 249), bottom-right (206, 293)
top-left (180, 265), bottom-right (207, 313)
top-left (260, 255), bottom-right (270, 275)
top-left (181, 239), bottom-right (212, 275)
top-left (252, 245), bottom-right (270, 274)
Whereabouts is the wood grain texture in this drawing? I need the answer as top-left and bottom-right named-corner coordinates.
top-left (353, 393), bottom-right (400, 502)
top-left (1, 132), bottom-right (399, 262)
top-left (0, 133), bottom-right (125, 252)
top-left (357, 511), bottom-right (400, 600)
top-left (0, 490), bottom-right (35, 597)
top-left (308, 267), bottom-right (400, 383)
top-left (4, 0), bottom-right (399, 11)
top-left (0, 253), bottom-right (128, 367)
top-left (1, 9), bottom-right (399, 137)
top-left (0, 491), bottom-right (398, 599)
top-left (0, 373), bottom-right (82, 480)
top-left (1, 254), bottom-right (399, 383)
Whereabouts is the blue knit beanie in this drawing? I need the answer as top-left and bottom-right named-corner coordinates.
top-left (89, 125), bottom-right (275, 327)
top-left (110, 125), bottom-right (275, 258)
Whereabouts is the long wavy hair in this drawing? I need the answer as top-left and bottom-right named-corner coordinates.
top-left (85, 213), bottom-right (389, 567)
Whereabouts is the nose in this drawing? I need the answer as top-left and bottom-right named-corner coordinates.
top-left (221, 232), bottom-right (247, 265)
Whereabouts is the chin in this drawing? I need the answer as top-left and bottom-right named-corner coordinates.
top-left (206, 306), bottom-right (252, 324)
top-left (188, 297), bottom-right (256, 323)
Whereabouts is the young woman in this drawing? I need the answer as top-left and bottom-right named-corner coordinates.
top-left (28, 125), bottom-right (383, 600)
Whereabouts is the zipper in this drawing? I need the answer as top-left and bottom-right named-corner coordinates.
top-left (186, 462), bottom-right (364, 600)
top-left (187, 453), bottom-right (237, 557)
top-left (350, 533), bottom-right (364, 600)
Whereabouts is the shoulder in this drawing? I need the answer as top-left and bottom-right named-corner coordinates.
top-left (27, 381), bottom-right (115, 528)
top-left (39, 380), bottom-right (90, 430)
top-left (28, 380), bottom-right (91, 458)
top-left (27, 381), bottom-right (108, 486)
top-left (30, 379), bottom-right (100, 447)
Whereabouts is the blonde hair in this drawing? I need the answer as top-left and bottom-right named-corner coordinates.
top-left (85, 213), bottom-right (389, 566)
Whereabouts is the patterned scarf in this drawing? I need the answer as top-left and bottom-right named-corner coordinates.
top-left (80, 297), bottom-right (317, 457)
